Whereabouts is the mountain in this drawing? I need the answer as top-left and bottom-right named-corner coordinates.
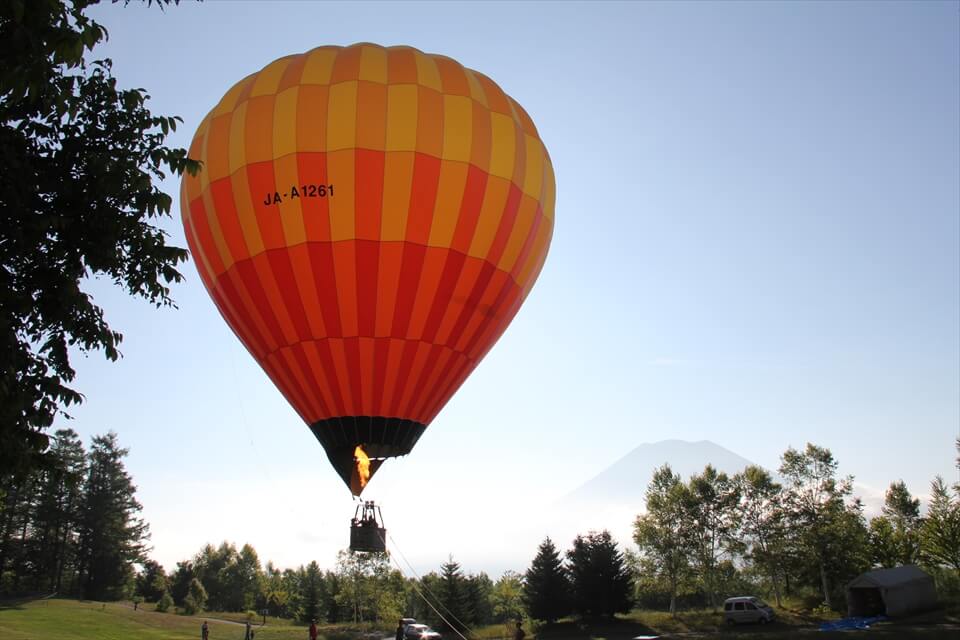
top-left (560, 439), bottom-right (759, 508)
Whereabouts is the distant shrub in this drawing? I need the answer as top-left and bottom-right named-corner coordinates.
top-left (246, 610), bottom-right (258, 621)
top-left (156, 591), bottom-right (173, 612)
top-left (183, 578), bottom-right (208, 615)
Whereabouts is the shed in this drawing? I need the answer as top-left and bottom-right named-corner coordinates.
top-left (846, 565), bottom-right (938, 617)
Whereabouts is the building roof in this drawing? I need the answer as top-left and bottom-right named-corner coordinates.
top-left (848, 565), bottom-right (933, 589)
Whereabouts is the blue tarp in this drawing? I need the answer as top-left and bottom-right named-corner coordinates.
top-left (819, 616), bottom-right (887, 631)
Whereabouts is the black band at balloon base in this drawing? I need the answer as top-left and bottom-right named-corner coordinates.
top-left (309, 416), bottom-right (426, 492)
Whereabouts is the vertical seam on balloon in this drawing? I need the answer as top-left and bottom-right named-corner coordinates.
top-left (265, 249), bottom-right (312, 342)
top-left (218, 266), bottom-right (274, 356)
top-left (395, 342), bottom-right (431, 417)
top-left (289, 343), bottom-right (326, 419)
top-left (209, 271), bottom-right (268, 358)
top-left (497, 195), bottom-right (538, 275)
top-left (386, 340), bottom-right (419, 417)
top-left (252, 251), bottom-right (299, 345)
top-left (343, 336), bottom-right (364, 418)
top-left (463, 277), bottom-right (520, 359)
top-left (235, 259), bottom-right (286, 351)
top-left (509, 207), bottom-right (545, 286)
top-left (314, 339), bottom-right (348, 416)
top-left (445, 261), bottom-right (495, 354)
top-left (419, 250), bottom-right (467, 344)
top-left (458, 269), bottom-right (513, 358)
top-left (424, 354), bottom-right (473, 424)
top-left (297, 342), bottom-right (332, 419)
top-left (509, 118), bottom-right (528, 201)
top-left (406, 344), bottom-right (447, 421)
top-left (271, 349), bottom-right (315, 422)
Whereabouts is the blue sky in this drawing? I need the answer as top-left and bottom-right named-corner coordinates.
top-left (61, 0), bottom-right (959, 575)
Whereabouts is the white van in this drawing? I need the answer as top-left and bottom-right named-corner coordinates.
top-left (723, 596), bottom-right (775, 625)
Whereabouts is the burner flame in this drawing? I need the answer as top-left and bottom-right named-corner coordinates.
top-left (352, 445), bottom-right (371, 495)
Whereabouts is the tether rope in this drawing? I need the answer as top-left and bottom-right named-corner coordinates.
top-left (379, 529), bottom-right (475, 640)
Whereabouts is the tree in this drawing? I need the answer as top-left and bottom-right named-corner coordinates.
top-left (135, 558), bottom-right (168, 602)
top-left (193, 541), bottom-right (237, 611)
top-left (75, 432), bottom-right (149, 600)
top-left (882, 480), bottom-right (922, 565)
top-left (301, 561), bottom-right (325, 623)
top-left (735, 465), bottom-right (786, 606)
top-left (184, 577), bottom-right (208, 615)
top-left (523, 537), bottom-right (570, 623)
top-left (0, 427), bottom-right (86, 595)
top-left (323, 570), bottom-right (344, 622)
top-left (221, 543), bottom-right (261, 612)
top-left (334, 549), bottom-right (403, 623)
top-left (32, 429), bottom-right (86, 593)
top-left (465, 572), bottom-right (494, 627)
top-left (920, 476), bottom-right (960, 575)
top-left (869, 516), bottom-right (900, 568)
top-left (437, 556), bottom-right (471, 633)
top-left (778, 443), bottom-right (870, 609)
top-left (685, 465), bottom-right (741, 610)
top-left (633, 465), bottom-right (691, 615)
top-left (0, 0), bottom-right (199, 478)
top-left (492, 571), bottom-right (524, 623)
top-left (566, 531), bottom-right (633, 619)
top-left (156, 589), bottom-right (173, 612)
top-left (169, 560), bottom-right (195, 606)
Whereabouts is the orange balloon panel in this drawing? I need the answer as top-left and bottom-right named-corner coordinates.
top-left (181, 43), bottom-right (554, 493)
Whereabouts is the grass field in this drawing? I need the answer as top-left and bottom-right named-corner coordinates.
top-left (2, 598), bottom-right (959, 639)
top-left (0, 598), bottom-right (368, 640)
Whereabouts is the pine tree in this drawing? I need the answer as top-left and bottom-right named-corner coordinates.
top-left (76, 432), bottom-right (149, 600)
top-left (566, 531), bottom-right (633, 619)
top-left (302, 561), bottom-right (325, 623)
top-left (438, 556), bottom-right (471, 633)
top-left (28, 429), bottom-right (86, 593)
top-left (465, 572), bottom-right (494, 626)
top-left (523, 537), bottom-right (571, 623)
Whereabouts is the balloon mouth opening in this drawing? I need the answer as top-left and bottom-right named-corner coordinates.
top-left (309, 416), bottom-right (426, 494)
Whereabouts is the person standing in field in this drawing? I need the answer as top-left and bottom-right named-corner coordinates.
top-left (514, 621), bottom-right (525, 640)
top-left (395, 619), bottom-right (404, 640)
top-left (310, 619), bottom-right (319, 640)
top-left (201, 620), bottom-right (209, 640)
top-left (244, 621), bottom-right (253, 640)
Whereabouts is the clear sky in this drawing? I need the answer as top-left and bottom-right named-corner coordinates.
top-left (59, 0), bottom-right (959, 576)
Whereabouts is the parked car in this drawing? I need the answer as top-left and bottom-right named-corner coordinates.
top-left (403, 624), bottom-right (442, 640)
top-left (723, 596), bottom-right (775, 625)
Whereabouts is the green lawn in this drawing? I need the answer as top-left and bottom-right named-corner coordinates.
top-left (0, 598), bottom-right (318, 640)
top-left (2, 599), bottom-right (959, 640)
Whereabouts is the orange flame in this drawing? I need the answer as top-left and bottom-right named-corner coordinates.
top-left (353, 445), bottom-right (371, 494)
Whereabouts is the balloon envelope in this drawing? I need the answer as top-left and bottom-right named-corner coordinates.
top-left (181, 43), bottom-right (555, 493)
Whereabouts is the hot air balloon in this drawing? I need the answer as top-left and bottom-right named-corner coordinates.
top-left (180, 43), bottom-right (554, 511)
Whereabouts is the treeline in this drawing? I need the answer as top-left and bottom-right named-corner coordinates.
top-left (0, 430), bottom-right (149, 600)
top-left (4, 432), bottom-right (958, 624)
top-left (632, 442), bottom-right (960, 614)
top-left (137, 533), bottom-right (634, 630)
top-left (136, 542), bottom-right (522, 626)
